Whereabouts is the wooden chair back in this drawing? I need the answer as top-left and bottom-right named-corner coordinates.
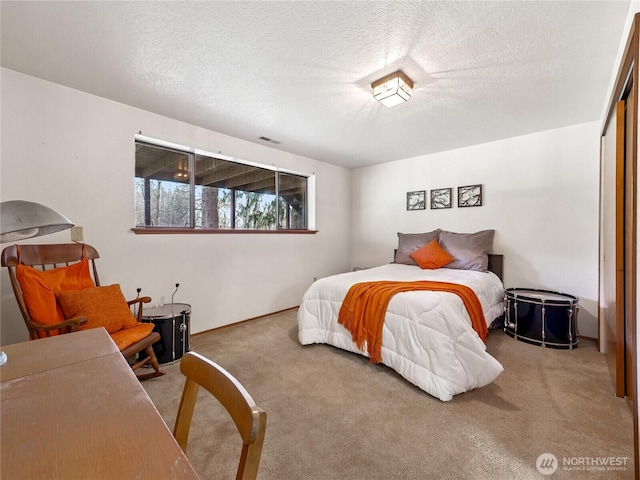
top-left (174, 351), bottom-right (267, 480)
top-left (1, 243), bottom-right (101, 338)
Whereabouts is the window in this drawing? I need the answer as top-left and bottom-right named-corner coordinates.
top-left (134, 138), bottom-right (309, 231)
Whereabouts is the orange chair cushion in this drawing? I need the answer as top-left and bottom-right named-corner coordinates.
top-left (410, 239), bottom-right (455, 269)
top-left (16, 259), bottom-right (95, 336)
top-left (56, 284), bottom-right (137, 334)
top-left (109, 322), bottom-right (155, 351)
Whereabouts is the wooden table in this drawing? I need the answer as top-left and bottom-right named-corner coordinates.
top-left (1, 328), bottom-right (200, 479)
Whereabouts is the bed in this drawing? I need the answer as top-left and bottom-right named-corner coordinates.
top-left (297, 229), bottom-right (505, 402)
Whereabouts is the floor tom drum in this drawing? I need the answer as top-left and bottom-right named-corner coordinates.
top-left (504, 288), bottom-right (578, 349)
top-left (141, 303), bottom-right (191, 364)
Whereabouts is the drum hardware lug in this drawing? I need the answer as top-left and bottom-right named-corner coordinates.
top-left (567, 307), bottom-right (574, 350)
top-left (503, 296), bottom-right (516, 330)
top-left (541, 303), bottom-right (546, 347)
top-left (513, 299), bottom-right (519, 339)
top-left (504, 298), bottom-right (516, 328)
top-left (576, 307), bottom-right (580, 346)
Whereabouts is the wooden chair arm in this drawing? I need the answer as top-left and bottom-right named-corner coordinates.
top-left (128, 296), bottom-right (152, 322)
top-left (26, 316), bottom-right (88, 336)
top-left (127, 296), bottom-right (152, 307)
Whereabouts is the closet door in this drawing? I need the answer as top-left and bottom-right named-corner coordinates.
top-left (600, 100), bottom-right (625, 398)
top-left (624, 84), bottom-right (637, 401)
top-left (600, 17), bottom-right (638, 477)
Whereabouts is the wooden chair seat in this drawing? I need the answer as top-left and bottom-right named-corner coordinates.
top-left (120, 331), bottom-right (165, 380)
top-left (1, 243), bottom-right (165, 381)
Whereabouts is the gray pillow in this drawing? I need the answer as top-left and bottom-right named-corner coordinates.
top-left (394, 230), bottom-right (440, 265)
top-left (439, 230), bottom-right (495, 271)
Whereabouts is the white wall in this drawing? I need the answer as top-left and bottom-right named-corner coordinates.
top-left (0, 68), bottom-right (352, 345)
top-left (0, 68), bottom-right (605, 343)
top-left (351, 122), bottom-right (600, 338)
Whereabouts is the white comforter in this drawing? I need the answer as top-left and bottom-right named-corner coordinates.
top-left (297, 263), bottom-right (505, 401)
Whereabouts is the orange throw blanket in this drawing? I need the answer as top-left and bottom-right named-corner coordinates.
top-left (338, 281), bottom-right (488, 364)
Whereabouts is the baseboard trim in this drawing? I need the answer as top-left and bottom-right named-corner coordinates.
top-left (191, 306), bottom-right (299, 337)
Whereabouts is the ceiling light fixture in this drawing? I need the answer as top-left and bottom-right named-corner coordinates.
top-left (173, 170), bottom-right (190, 181)
top-left (371, 70), bottom-right (413, 108)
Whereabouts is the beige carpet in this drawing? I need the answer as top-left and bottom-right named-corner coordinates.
top-left (143, 309), bottom-right (634, 480)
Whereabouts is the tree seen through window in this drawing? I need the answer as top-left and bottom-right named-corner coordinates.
top-left (134, 141), bottom-right (307, 230)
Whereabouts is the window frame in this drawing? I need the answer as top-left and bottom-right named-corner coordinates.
top-left (133, 135), bottom-right (316, 234)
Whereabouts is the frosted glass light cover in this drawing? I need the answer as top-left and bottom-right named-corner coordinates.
top-left (372, 71), bottom-right (413, 107)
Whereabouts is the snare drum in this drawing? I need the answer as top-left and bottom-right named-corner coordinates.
top-left (504, 288), bottom-right (579, 349)
top-left (141, 303), bottom-right (191, 364)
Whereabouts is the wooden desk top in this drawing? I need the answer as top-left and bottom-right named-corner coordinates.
top-left (0, 328), bottom-right (118, 382)
top-left (1, 330), bottom-right (199, 479)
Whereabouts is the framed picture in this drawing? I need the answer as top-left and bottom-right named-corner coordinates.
top-left (406, 190), bottom-right (426, 210)
top-left (430, 188), bottom-right (452, 209)
top-left (458, 184), bottom-right (482, 207)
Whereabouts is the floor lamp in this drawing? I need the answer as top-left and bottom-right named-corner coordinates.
top-left (0, 200), bottom-right (74, 365)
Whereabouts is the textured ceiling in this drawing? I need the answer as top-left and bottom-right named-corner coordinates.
top-left (1, 1), bottom-right (631, 169)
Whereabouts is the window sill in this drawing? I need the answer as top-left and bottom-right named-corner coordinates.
top-left (131, 227), bottom-right (318, 235)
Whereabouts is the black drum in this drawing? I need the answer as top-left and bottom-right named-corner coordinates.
top-left (141, 303), bottom-right (191, 364)
top-left (504, 288), bottom-right (579, 349)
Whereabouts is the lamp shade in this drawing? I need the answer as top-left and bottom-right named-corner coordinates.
top-left (0, 200), bottom-right (74, 243)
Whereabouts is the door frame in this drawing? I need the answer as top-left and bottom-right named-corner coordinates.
top-left (600, 12), bottom-right (639, 479)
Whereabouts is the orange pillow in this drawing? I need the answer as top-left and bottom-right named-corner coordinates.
top-left (17, 259), bottom-right (95, 336)
top-left (56, 284), bottom-right (137, 334)
top-left (410, 239), bottom-right (454, 269)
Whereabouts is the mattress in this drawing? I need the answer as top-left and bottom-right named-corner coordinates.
top-left (297, 263), bottom-right (505, 401)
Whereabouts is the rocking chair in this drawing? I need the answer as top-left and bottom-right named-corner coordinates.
top-left (1, 243), bottom-right (165, 380)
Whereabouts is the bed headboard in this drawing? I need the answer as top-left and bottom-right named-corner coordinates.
top-left (392, 249), bottom-right (504, 282)
top-left (487, 254), bottom-right (503, 282)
